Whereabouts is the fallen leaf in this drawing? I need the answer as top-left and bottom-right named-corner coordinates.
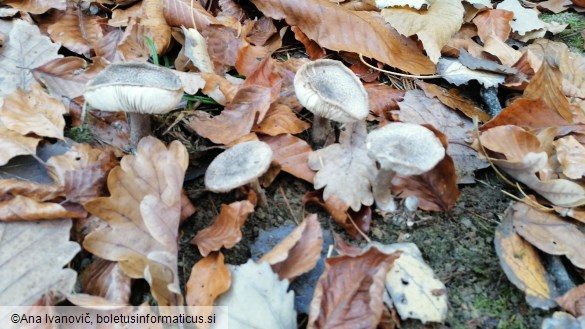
top-left (523, 60), bottom-right (572, 123)
top-left (0, 219), bottom-right (79, 305)
top-left (496, 0), bottom-right (546, 36)
top-left (191, 201), bottom-right (254, 256)
top-left (495, 204), bottom-right (558, 309)
top-left (437, 57), bottom-right (506, 88)
top-left (472, 9), bottom-right (514, 43)
top-left (186, 252), bottom-right (231, 306)
top-left (381, 0), bottom-right (464, 63)
top-left (163, 0), bottom-right (219, 29)
top-left (538, 0), bottom-right (572, 13)
top-left (249, 0), bottom-right (435, 74)
top-left (261, 133), bottom-right (315, 184)
top-left (418, 81), bottom-right (491, 122)
top-left (81, 258), bottom-right (132, 305)
top-left (557, 284), bottom-right (585, 317)
top-left (33, 57), bottom-right (108, 99)
top-left (308, 121), bottom-right (376, 211)
top-left (307, 247), bottom-right (398, 329)
top-left (512, 202), bottom-right (585, 269)
top-left (541, 312), bottom-right (585, 329)
top-left (458, 48), bottom-right (518, 75)
top-left (291, 26), bottom-right (326, 60)
top-left (181, 26), bottom-right (215, 73)
top-left (554, 135), bottom-right (585, 179)
top-left (201, 25), bottom-right (242, 73)
top-left (83, 137), bottom-right (188, 306)
top-left (47, 8), bottom-right (105, 57)
top-left (115, 20), bottom-right (154, 62)
top-left (259, 214), bottom-right (323, 281)
top-left (0, 121), bottom-right (40, 166)
top-left (215, 260), bottom-right (297, 328)
top-left (365, 84), bottom-right (405, 122)
top-left (3, 0), bottom-right (66, 14)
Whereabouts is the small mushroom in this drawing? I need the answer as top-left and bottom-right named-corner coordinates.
top-left (294, 59), bottom-right (369, 144)
top-left (366, 122), bottom-right (445, 212)
top-left (84, 62), bottom-right (184, 150)
top-left (204, 141), bottom-right (273, 207)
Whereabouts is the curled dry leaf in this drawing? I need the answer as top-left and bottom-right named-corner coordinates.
top-left (291, 26), bottom-right (326, 60)
top-left (523, 61), bottom-right (572, 123)
top-left (554, 135), bottom-right (585, 179)
top-left (83, 137), bottom-right (188, 306)
top-left (308, 247), bottom-right (399, 329)
top-left (511, 202), bottom-right (585, 269)
top-left (364, 84), bottom-right (404, 122)
top-left (0, 219), bottom-right (79, 306)
top-left (253, 104), bottom-right (310, 136)
top-left (3, 0), bottom-right (67, 14)
top-left (0, 120), bottom-right (40, 166)
top-left (47, 8), bottom-right (105, 57)
top-left (33, 57), bottom-right (108, 99)
top-left (163, 0), bottom-right (219, 29)
top-left (186, 252), bottom-right (231, 306)
top-left (261, 133), bottom-right (315, 184)
top-left (82, 258), bottom-right (132, 305)
top-left (215, 260), bottom-right (297, 329)
top-left (259, 214), bottom-right (323, 281)
top-left (0, 195), bottom-right (87, 222)
top-left (495, 204), bottom-right (558, 309)
top-left (418, 81), bottom-right (491, 122)
top-left (249, 0), bottom-right (435, 74)
top-left (437, 57), bottom-right (506, 88)
top-left (181, 26), bottom-right (215, 74)
top-left (556, 284), bottom-right (585, 317)
top-left (472, 9), bottom-right (514, 43)
top-left (191, 201), bottom-right (254, 256)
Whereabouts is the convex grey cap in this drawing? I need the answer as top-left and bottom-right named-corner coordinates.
top-left (205, 141), bottom-right (273, 192)
top-left (294, 59), bottom-right (369, 123)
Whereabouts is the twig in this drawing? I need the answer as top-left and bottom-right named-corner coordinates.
top-left (347, 211), bottom-right (371, 243)
top-left (279, 185), bottom-right (299, 224)
top-left (358, 53), bottom-right (442, 79)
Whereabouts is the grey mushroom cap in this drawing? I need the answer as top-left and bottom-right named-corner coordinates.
top-left (84, 62), bottom-right (183, 114)
top-left (294, 59), bottom-right (369, 123)
top-left (205, 141), bottom-right (273, 192)
top-left (366, 122), bottom-right (445, 175)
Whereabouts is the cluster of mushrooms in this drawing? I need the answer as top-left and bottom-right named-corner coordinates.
top-left (83, 59), bottom-right (446, 213)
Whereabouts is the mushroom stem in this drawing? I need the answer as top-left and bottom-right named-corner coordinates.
top-left (372, 167), bottom-right (397, 213)
top-left (128, 112), bottom-right (152, 150)
top-left (311, 115), bottom-right (332, 145)
top-left (249, 179), bottom-right (268, 207)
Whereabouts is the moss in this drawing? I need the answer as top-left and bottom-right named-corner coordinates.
top-left (541, 12), bottom-right (585, 54)
top-left (64, 124), bottom-right (94, 143)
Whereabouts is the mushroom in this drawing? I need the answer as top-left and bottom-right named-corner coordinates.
top-left (84, 62), bottom-right (184, 150)
top-left (366, 122), bottom-right (445, 212)
top-left (204, 141), bottom-right (273, 207)
top-left (294, 59), bottom-right (369, 144)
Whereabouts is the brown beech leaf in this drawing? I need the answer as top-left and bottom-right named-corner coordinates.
top-left (524, 60), bottom-right (572, 122)
top-left (3, 0), bottom-right (66, 14)
top-left (235, 44), bottom-right (274, 76)
top-left (291, 26), bottom-right (326, 60)
top-left (140, 0), bottom-right (172, 54)
top-left (116, 20), bottom-right (154, 62)
top-left (0, 219), bottom-right (79, 306)
top-left (472, 9), bottom-right (514, 43)
top-left (418, 81), bottom-right (491, 122)
top-left (261, 133), bottom-right (315, 184)
top-left (0, 195), bottom-right (86, 221)
top-left (83, 137), bottom-right (188, 306)
top-left (495, 204), bottom-right (558, 309)
top-left (186, 252), bottom-right (231, 307)
top-left (364, 84), bottom-right (404, 122)
top-left (253, 103), bottom-right (309, 136)
top-left (554, 135), bottom-right (585, 179)
top-left (381, 0), bottom-right (464, 64)
top-left (94, 27), bottom-right (124, 63)
top-left (538, 0), bottom-right (572, 13)
top-left (191, 201), bottom-right (254, 256)
top-left (1, 83), bottom-right (66, 139)
top-left (33, 57), bottom-right (107, 99)
top-left (202, 25), bottom-right (242, 73)
top-left (0, 120), bottom-right (40, 166)
top-left (45, 144), bottom-right (118, 203)
top-left (259, 214), bottom-right (323, 281)
top-left (557, 284), bottom-right (585, 316)
top-left (82, 258), bottom-right (132, 305)
top-left (163, 0), bottom-right (219, 29)
top-left (245, 17), bottom-right (277, 46)
top-left (249, 0), bottom-right (435, 74)
top-left (512, 202), bottom-right (585, 269)
top-left (307, 247), bottom-right (399, 329)
top-left (47, 8), bottom-right (105, 56)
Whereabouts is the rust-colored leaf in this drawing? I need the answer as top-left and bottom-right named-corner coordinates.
top-left (253, 103), bottom-right (309, 136)
top-left (82, 258), bottom-right (132, 305)
top-left (186, 252), bottom-right (231, 306)
top-left (163, 0), bottom-right (219, 29)
top-left (307, 247), bottom-right (399, 329)
top-left (33, 57), bottom-right (107, 99)
top-left (364, 84), bottom-right (404, 122)
top-left (259, 214), bottom-right (323, 281)
top-left (261, 133), bottom-right (315, 183)
top-left (556, 284), bottom-right (585, 316)
top-left (202, 25), bottom-right (242, 73)
top-left (0, 195), bottom-right (86, 221)
top-left (524, 61), bottom-right (572, 122)
top-left (249, 0), bottom-right (435, 74)
top-left (191, 201), bottom-right (254, 256)
top-left (47, 8), bottom-right (105, 57)
top-left (291, 26), bottom-right (326, 60)
top-left (472, 9), bottom-right (514, 43)
top-left (418, 81), bottom-right (491, 122)
top-left (246, 16), bottom-right (277, 46)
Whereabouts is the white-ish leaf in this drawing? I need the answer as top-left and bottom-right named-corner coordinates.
top-left (215, 260), bottom-right (296, 329)
top-left (0, 20), bottom-right (62, 97)
top-left (181, 26), bottom-right (215, 74)
top-left (496, 0), bottom-right (546, 36)
top-left (308, 121), bottom-right (377, 211)
top-left (437, 57), bottom-right (505, 88)
top-left (541, 312), bottom-right (585, 329)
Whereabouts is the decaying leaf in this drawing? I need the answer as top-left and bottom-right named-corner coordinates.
top-left (215, 260), bottom-right (297, 329)
top-left (308, 247), bottom-right (399, 329)
top-left (541, 312), bottom-right (585, 329)
top-left (81, 258), bottom-right (132, 305)
top-left (47, 8), bottom-right (105, 57)
top-left (495, 204), bottom-right (558, 309)
top-left (308, 121), bottom-right (377, 211)
top-left (557, 284), bottom-right (585, 317)
top-left (83, 137), bottom-right (188, 306)
top-left (554, 135), bottom-right (585, 179)
top-left (261, 134), bottom-right (315, 184)
top-left (186, 252), bottom-right (231, 306)
top-left (418, 81), bottom-right (491, 122)
top-left (0, 219), bottom-right (79, 306)
top-left (437, 57), bottom-right (506, 88)
top-left (191, 201), bottom-right (254, 256)
top-left (0, 121), bottom-right (40, 166)
top-left (496, 0), bottom-right (546, 36)
top-left (258, 214), bottom-right (323, 281)
top-left (252, 103), bottom-right (309, 136)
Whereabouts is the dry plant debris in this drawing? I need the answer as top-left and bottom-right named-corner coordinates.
top-left (0, 0), bottom-right (584, 328)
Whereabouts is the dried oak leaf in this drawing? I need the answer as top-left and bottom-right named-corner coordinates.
top-left (0, 219), bottom-right (79, 306)
top-left (512, 202), bottom-right (585, 269)
top-left (307, 247), bottom-right (399, 329)
top-left (557, 284), bottom-right (585, 316)
top-left (0, 19), bottom-right (62, 97)
top-left (261, 133), bottom-right (315, 184)
top-left (47, 8), bottom-right (105, 57)
top-left (495, 203), bottom-right (558, 309)
top-left (191, 201), bottom-right (254, 257)
top-left (308, 121), bottom-right (377, 211)
top-left (554, 135), bottom-right (585, 179)
top-left (249, 0), bottom-right (434, 74)
top-left (186, 252), bottom-right (231, 307)
top-left (215, 260), bottom-right (297, 328)
top-left (81, 258), bottom-right (132, 305)
top-left (258, 214), bottom-right (323, 281)
top-left (83, 137), bottom-right (188, 306)
top-left (381, 0), bottom-right (464, 64)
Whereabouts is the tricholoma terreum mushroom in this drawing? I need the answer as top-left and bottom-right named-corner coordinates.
top-left (294, 59), bottom-right (369, 144)
top-left (84, 62), bottom-right (184, 150)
